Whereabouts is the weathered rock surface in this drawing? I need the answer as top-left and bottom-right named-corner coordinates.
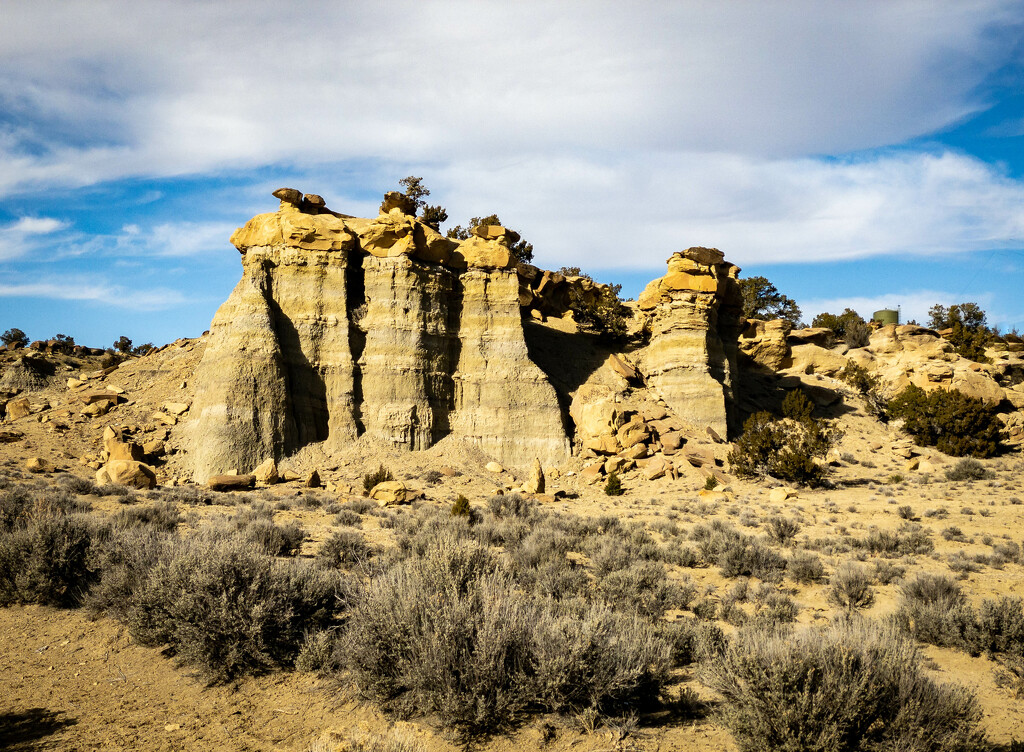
top-left (97, 460), bottom-right (157, 489)
top-left (188, 190), bottom-right (569, 481)
top-left (634, 248), bottom-right (743, 437)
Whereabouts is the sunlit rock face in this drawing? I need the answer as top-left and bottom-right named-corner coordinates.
top-left (188, 190), bottom-right (569, 481)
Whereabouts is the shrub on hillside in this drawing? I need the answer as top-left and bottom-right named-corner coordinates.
top-left (728, 411), bottom-right (839, 487)
top-left (363, 465), bottom-right (394, 493)
top-left (123, 535), bottom-right (344, 683)
top-left (827, 562), bottom-right (875, 612)
top-left (893, 573), bottom-right (976, 649)
top-left (703, 620), bottom-right (985, 752)
top-left (837, 362), bottom-right (888, 420)
top-left (0, 513), bottom-right (100, 607)
top-left (887, 384), bottom-right (1001, 458)
top-left (945, 458), bottom-right (993, 482)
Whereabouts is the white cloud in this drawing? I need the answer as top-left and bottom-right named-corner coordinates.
top-left (0, 277), bottom-right (190, 311)
top-left (397, 149), bottom-right (1024, 270)
top-left (0, 216), bottom-right (69, 260)
top-left (0, 1), bottom-right (1018, 197)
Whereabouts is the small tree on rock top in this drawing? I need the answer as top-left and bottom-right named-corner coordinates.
top-left (738, 276), bottom-right (801, 324)
top-left (1, 328), bottom-right (28, 347)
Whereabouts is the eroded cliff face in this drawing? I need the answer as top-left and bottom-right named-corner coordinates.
top-left (188, 191), bottom-right (569, 481)
top-left (633, 248), bottom-right (743, 437)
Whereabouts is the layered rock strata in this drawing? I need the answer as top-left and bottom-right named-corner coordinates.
top-left (634, 248), bottom-right (744, 437)
top-left (188, 190), bottom-right (569, 481)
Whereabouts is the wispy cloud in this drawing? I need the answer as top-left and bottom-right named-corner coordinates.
top-left (0, 277), bottom-right (191, 311)
top-left (0, 1), bottom-right (1018, 197)
top-left (0, 216), bottom-right (69, 261)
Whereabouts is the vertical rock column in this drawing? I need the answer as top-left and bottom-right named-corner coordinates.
top-left (636, 248), bottom-right (740, 438)
top-left (261, 246), bottom-right (359, 454)
top-left (189, 254), bottom-right (294, 482)
top-left (358, 255), bottom-right (459, 450)
top-left (452, 268), bottom-right (571, 467)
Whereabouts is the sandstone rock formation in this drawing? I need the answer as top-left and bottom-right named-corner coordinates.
top-left (188, 189), bottom-right (570, 481)
top-left (634, 248), bottom-right (744, 436)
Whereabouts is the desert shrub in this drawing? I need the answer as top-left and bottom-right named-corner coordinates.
top-left (788, 552), bottom-right (824, 584)
top-left (333, 509), bottom-right (363, 527)
top-left (766, 516), bottom-right (801, 546)
top-left (781, 390), bottom-right (815, 420)
top-left (858, 524), bottom-right (933, 557)
top-left (485, 492), bottom-right (538, 521)
top-left (86, 526), bottom-right (169, 619)
top-left (0, 513), bottom-right (100, 607)
top-left (317, 530), bottom-right (376, 569)
top-left (728, 411), bottom-right (839, 487)
top-left (945, 458), bottom-right (992, 482)
top-left (363, 465), bottom-right (394, 493)
top-left (827, 562), bottom-right (875, 611)
top-left (838, 361), bottom-right (888, 419)
top-left (888, 384), bottom-right (1001, 458)
top-left (604, 471), bottom-right (623, 496)
top-left (896, 505), bottom-right (915, 520)
top-left (343, 533), bottom-right (672, 736)
top-left (597, 562), bottom-right (695, 618)
top-left (343, 540), bottom-right (535, 736)
top-left (240, 518), bottom-right (305, 556)
top-left (872, 560), bottom-right (906, 585)
top-left (970, 596), bottom-right (1024, 657)
top-left (531, 600), bottom-right (671, 715)
top-left (894, 573), bottom-right (976, 649)
top-left (508, 527), bottom-right (588, 600)
top-left (703, 620), bottom-right (984, 752)
top-left (658, 619), bottom-right (725, 667)
top-left (158, 485), bottom-right (215, 506)
top-left (112, 502), bottom-right (181, 532)
top-left (718, 537), bottom-right (787, 581)
top-left (59, 475), bottom-right (100, 495)
top-left (451, 494), bottom-right (472, 518)
top-left (295, 629), bottom-right (340, 674)
top-left (748, 591), bottom-right (800, 628)
top-left (123, 535), bottom-right (344, 683)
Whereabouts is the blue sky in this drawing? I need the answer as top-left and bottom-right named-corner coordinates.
top-left (2, 1), bottom-right (1023, 347)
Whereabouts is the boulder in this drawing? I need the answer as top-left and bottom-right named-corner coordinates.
top-left (143, 439), bottom-right (166, 457)
top-left (5, 397), bottom-right (31, 421)
top-left (254, 458), bottom-right (279, 485)
top-left (207, 474), bottom-right (255, 491)
top-left (25, 457), bottom-right (54, 474)
top-left (103, 427), bottom-right (144, 462)
top-left (305, 470), bottom-right (322, 488)
top-left (643, 456), bottom-right (674, 480)
top-left (522, 458), bottom-right (545, 494)
top-left (486, 461), bottom-right (505, 473)
top-left (100, 460), bottom-right (158, 489)
top-left (769, 487), bottom-right (797, 504)
top-left (369, 480), bottom-right (408, 505)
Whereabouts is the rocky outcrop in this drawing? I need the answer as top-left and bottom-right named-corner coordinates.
top-left (633, 248), bottom-right (743, 437)
top-left (188, 189), bottom-right (569, 481)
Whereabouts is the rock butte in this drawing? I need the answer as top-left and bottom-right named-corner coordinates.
top-left (182, 188), bottom-right (1024, 483)
top-left (185, 189), bottom-right (746, 482)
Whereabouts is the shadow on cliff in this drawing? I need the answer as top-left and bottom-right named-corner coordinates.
top-left (269, 301), bottom-right (330, 450)
top-left (736, 355), bottom-right (857, 426)
top-left (523, 320), bottom-right (614, 441)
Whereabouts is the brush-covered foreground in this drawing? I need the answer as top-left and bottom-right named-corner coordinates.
top-left (4, 456), bottom-right (1024, 752)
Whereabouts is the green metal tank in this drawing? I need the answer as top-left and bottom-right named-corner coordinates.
top-left (873, 309), bottom-right (900, 326)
